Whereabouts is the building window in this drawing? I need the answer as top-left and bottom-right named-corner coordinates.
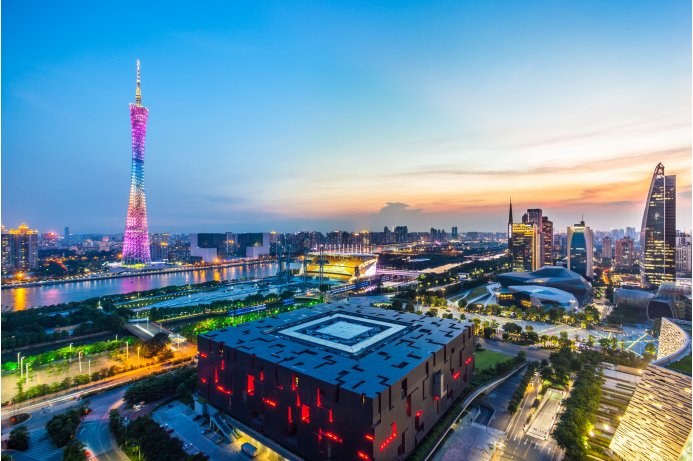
top-left (301, 404), bottom-right (310, 423)
top-left (247, 374), bottom-right (255, 396)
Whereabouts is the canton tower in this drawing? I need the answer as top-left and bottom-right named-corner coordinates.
top-left (122, 60), bottom-right (151, 266)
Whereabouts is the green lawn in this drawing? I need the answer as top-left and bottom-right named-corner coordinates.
top-left (666, 354), bottom-right (692, 376)
top-left (474, 350), bottom-right (513, 371)
top-left (464, 286), bottom-right (488, 301)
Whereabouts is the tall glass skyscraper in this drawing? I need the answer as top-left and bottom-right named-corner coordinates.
top-left (567, 220), bottom-right (593, 279)
top-left (122, 60), bottom-right (151, 267)
top-left (640, 163), bottom-right (676, 288)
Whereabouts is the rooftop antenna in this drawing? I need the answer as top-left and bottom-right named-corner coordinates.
top-left (135, 59), bottom-right (142, 107)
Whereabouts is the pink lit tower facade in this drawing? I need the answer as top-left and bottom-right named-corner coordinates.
top-left (122, 60), bottom-right (151, 266)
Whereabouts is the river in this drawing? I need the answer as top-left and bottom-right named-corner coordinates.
top-left (1, 262), bottom-right (280, 311)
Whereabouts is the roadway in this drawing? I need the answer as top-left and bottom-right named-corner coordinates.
top-left (498, 373), bottom-right (563, 461)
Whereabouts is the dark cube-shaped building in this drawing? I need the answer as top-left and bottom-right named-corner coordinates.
top-left (197, 303), bottom-right (474, 461)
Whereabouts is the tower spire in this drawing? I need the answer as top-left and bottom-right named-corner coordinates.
top-left (135, 59), bottom-right (142, 107)
top-left (508, 197), bottom-right (513, 225)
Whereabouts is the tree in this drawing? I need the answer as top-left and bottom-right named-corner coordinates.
top-left (46, 408), bottom-right (82, 447)
top-left (7, 426), bottom-right (29, 451)
top-left (483, 327), bottom-right (495, 339)
top-left (391, 299), bottom-right (403, 311)
top-left (644, 342), bottom-right (657, 357)
top-left (63, 440), bottom-right (87, 461)
top-left (142, 333), bottom-right (170, 358)
top-left (457, 299), bottom-right (467, 309)
top-left (502, 322), bottom-right (522, 335)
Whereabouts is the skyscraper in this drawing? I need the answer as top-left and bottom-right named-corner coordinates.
top-left (510, 223), bottom-right (540, 272)
top-left (567, 219), bottom-right (593, 279)
top-left (122, 60), bottom-right (151, 267)
top-left (541, 216), bottom-right (553, 266)
top-left (640, 163), bottom-right (676, 288)
top-left (507, 198), bottom-right (513, 252)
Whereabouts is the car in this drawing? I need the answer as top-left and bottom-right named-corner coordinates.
top-left (167, 429), bottom-right (174, 434)
top-left (133, 404), bottom-right (142, 411)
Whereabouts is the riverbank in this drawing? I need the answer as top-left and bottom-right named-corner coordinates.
top-left (1, 258), bottom-right (276, 289)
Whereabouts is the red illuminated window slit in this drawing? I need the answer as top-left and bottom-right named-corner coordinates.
top-left (260, 370), bottom-right (265, 381)
top-left (357, 452), bottom-right (370, 460)
top-left (216, 385), bottom-right (231, 395)
top-left (379, 423), bottom-right (397, 451)
top-left (415, 410), bottom-right (423, 417)
top-left (364, 434), bottom-right (374, 442)
top-left (322, 431), bottom-right (342, 443)
top-left (301, 404), bottom-right (310, 423)
top-left (465, 357), bottom-right (473, 365)
top-left (221, 359), bottom-right (225, 371)
top-left (453, 370), bottom-right (461, 380)
top-left (329, 409), bottom-right (333, 423)
top-left (247, 374), bottom-right (255, 396)
top-left (262, 398), bottom-right (277, 408)
top-left (288, 406), bottom-right (293, 423)
top-left (199, 352), bottom-right (208, 359)
top-left (316, 388), bottom-right (321, 407)
top-left (201, 377), bottom-right (207, 384)
top-left (214, 368), bottom-right (218, 383)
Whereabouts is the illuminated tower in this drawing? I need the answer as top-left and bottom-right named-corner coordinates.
top-left (640, 163), bottom-right (676, 288)
top-left (122, 59), bottom-right (151, 267)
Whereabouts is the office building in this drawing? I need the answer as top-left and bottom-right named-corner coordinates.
top-left (122, 60), bottom-right (152, 267)
top-left (510, 223), bottom-right (540, 272)
top-left (676, 231), bottom-right (692, 274)
top-left (231, 233), bottom-right (271, 258)
top-left (609, 318), bottom-right (691, 461)
top-left (567, 220), bottom-right (594, 279)
top-left (451, 226), bottom-right (458, 240)
top-left (189, 233), bottom-right (227, 262)
top-left (640, 163), bottom-right (676, 288)
top-left (614, 237), bottom-right (634, 269)
top-left (197, 303), bottom-right (475, 461)
top-left (541, 217), bottom-right (553, 266)
top-left (2, 223), bottom-right (39, 272)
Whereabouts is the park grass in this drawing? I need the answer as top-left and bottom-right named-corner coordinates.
top-left (474, 350), bottom-right (513, 371)
top-left (666, 354), bottom-right (692, 376)
top-left (463, 286), bottom-right (488, 301)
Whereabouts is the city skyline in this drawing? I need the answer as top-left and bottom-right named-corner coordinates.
top-left (3, 1), bottom-right (691, 233)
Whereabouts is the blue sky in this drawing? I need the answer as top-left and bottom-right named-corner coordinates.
top-left (2, 1), bottom-right (691, 234)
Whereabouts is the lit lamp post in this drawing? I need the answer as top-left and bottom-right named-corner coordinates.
top-left (78, 351), bottom-right (83, 373)
top-left (25, 362), bottom-right (30, 384)
top-left (17, 353), bottom-right (22, 379)
top-left (88, 359), bottom-right (91, 376)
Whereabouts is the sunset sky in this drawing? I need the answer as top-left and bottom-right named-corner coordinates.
top-left (2, 1), bottom-right (691, 234)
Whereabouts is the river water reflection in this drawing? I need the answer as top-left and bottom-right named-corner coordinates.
top-left (1, 263), bottom-right (280, 310)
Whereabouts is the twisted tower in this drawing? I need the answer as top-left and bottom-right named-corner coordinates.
top-left (122, 59), bottom-right (151, 266)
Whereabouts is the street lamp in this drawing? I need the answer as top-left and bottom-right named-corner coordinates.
top-left (88, 359), bottom-right (91, 376)
top-left (78, 351), bottom-right (83, 373)
top-left (19, 356), bottom-right (25, 380)
top-left (16, 353), bottom-right (21, 379)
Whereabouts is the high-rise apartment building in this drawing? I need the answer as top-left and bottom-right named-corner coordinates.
top-left (614, 237), bottom-right (634, 269)
top-left (2, 224), bottom-right (39, 272)
top-left (640, 163), bottom-right (676, 288)
top-left (625, 226), bottom-right (637, 240)
top-left (601, 236), bottom-right (613, 260)
top-left (451, 226), bottom-right (458, 240)
top-left (122, 60), bottom-right (151, 267)
top-left (567, 220), bottom-right (593, 279)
